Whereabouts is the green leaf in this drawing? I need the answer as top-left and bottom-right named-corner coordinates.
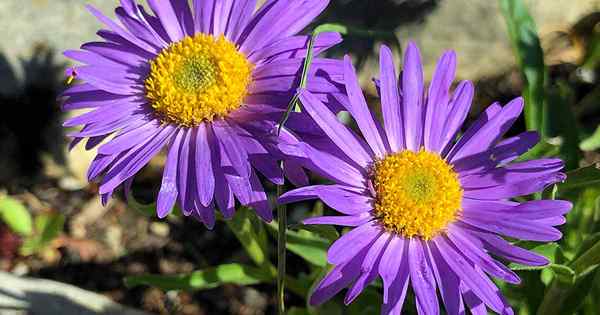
top-left (558, 164), bottom-right (600, 192)
top-left (0, 196), bottom-right (33, 236)
top-left (226, 207), bottom-right (273, 273)
top-left (579, 125), bottom-right (600, 151)
top-left (500, 0), bottom-right (546, 134)
top-left (290, 224), bottom-right (339, 242)
top-left (510, 242), bottom-right (559, 271)
top-left (550, 264), bottom-right (576, 284)
top-left (267, 222), bottom-right (330, 267)
top-left (125, 263), bottom-right (272, 291)
top-left (20, 212), bottom-right (65, 256)
top-left (545, 80), bottom-right (580, 170)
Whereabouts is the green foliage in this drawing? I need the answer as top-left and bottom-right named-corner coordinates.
top-left (20, 212), bottom-right (65, 256)
top-left (267, 221), bottom-right (330, 267)
top-left (226, 207), bottom-right (273, 272)
top-left (125, 263), bottom-right (272, 291)
top-left (500, 0), bottom-right (546, 134)
top-left (0, 195), bottom-right (33, 236)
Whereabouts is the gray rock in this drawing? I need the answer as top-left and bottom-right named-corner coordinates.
top-left (0, 272), bottom-right (149, 315)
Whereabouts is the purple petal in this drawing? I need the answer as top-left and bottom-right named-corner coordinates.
top-left (176, 129), bottom-right (193, 210)
top-left (452, 131), bottom-right (539, 174)
top-left (424, 51), bottom-right (456, 152)
top-left (192, 200), bottom-right (216, 230)
top-left (303, 213), bottom-right (373, 227)
top-left (238, 0), bottom-right (329, 54)
top-left (157, 130), bottom-right (182, 218)
top-left (461, 159), bottom-right (565, 199)
top-left (310, 248), bottom-right (366, 306)
top-left (343, 55), bottom-right (388, 157)
top-left (86, 5), bottom-right (158, 54)
top-left (408, 239), bottom-right (439, 315)
top-left (98, 120), bottom-right (160, 155)
top-left (449, 97), bottom-right (524, 162)
top-left (438, 80), bottom-right (475, 153)
top-left (147, 0), bottom-right (185, 42)
top-left (283, 160), bottom-right (309, 187)
top-left (99, 126), bottom-right (175, 194)
top-left (212, 120), bottom-right (250, 178)
top-left (401, 41), bottom-right (424, 151)
top-left (227, 171), bottom-right (273, 221)
top-left (466, 228), bottom-right (549, 266)
top-left (447, 227), bottom-right (520, 284)
top-left (433, 237), bottom-right (506, 313)
top-left (379, 45), bottom-right (404, 152)
top-left (224, 0), bottom-right (257, 42)
top-left (196, 124), bottom-right (215, 206)
top-left (459, 213), bottom-right (563, 242)
top-left (279, 185), bottom-right (372, 215)
top-left (344, 234), bottom-right (390, 305)
top-left (298, 89), bottom-right (373, 167)
top-left (428, 244), bottom-right (465, 315)
top-left (327, 222), bottom-right (381, 265)
top-left (381, 240), bottom-right (410, 314)
top-left (74, 65), bottom-right (144, 95)
top-left (248, 32), bottom-right (342, 63)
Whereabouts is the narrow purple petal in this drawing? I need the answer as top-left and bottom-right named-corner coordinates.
top-left (452, 131), bottom-right (539, 174)
top-left (279, 185), bottom-right (372, 215)
top-left (424, 51), bottom-right (456, 152)
top-left (157, 130), bottom-right (182, 218)
top-left (408, 239), bottom-right (439, 315)
top-left (447, 227), bottom-right (520, 284)
top-left (327, 222), bottom-right (381, 265)
top-left (466, 229), bottom-right (549, 266)
top-left (147, 0), bottom-right (185, 42)
top-left (402, 41), bottom-right (424, 151)
top-left (99, 126), bottom-right (175, 194)
top-left (428, 244), bottom-right (465, 315)
top-left (310, 248), bottom-right (366, 306)
top-left (196, 124), bottom-right (215, 206)
top-left (86, 5), bottom-right (158, 54)
top-left (343, 56), bottom-right (388, 157)
top-left (449, 97), bottom-right (524, 162)
top-left (298, 89), bottom-right (373, 167)
top-left (249, 32), bottom-right (342, 63)
top-left (381, 240), bottom-right (410, 314)
top-left (176, 129), bottom-right (192, 209)
top-left (433, 237), bottom-right (506, 313)
top-left (212, 120), bottom-right (250, 178)
top-left (379, 45), bottom-right (404, 152)
top-left (303, 213), bottom-right (373, 227)
top-left (345, 234), bottom-right (390, 305)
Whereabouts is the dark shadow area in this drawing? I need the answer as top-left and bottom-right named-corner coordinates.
top-left (0, 45), bottom-right (66, 188)
top-left (317, 0), bottom-right (440, 67)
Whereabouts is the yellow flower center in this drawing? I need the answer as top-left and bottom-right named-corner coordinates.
top-left (145, 34), bottom-right (253, 126)
top-left (372, 150), bottom-right (462, 239)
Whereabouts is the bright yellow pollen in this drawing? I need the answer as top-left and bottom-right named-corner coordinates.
top-left (372, 150), bottom-right (463, 239)
top-left (145, 34), bottom-right (253, 126)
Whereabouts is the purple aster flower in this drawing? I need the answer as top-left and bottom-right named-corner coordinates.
top-left (278, 42), bottom-right (571, 314)
top-left (61, 0), bottom-right (344, 227)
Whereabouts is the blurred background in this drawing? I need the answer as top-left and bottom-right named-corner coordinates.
top-left (0, 0), bottom-right (599, 314)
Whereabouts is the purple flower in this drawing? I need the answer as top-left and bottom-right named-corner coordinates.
top-left (279, 42), bottom-right (571, 314)
top-left (61, 0), bottom-right (344, 227)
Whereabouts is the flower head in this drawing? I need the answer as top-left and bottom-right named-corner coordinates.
top-left (62, 0), bottom-right (344, 226)
top-left (279, 42), bottom-right (571, 314)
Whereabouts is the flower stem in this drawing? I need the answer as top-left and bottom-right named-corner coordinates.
top-left (276, 182), bottom-right (287, 314)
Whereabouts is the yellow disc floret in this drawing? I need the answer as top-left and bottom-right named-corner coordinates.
top-left (372, 150), bottom-right (462, 239)
top-left (145, 34), bottom-right (253, 126)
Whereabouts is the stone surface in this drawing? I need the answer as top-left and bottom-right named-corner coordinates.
top-left (0, 271), bottom-right (150, 315)
top-left (358, 0), bottom-right (600, 86)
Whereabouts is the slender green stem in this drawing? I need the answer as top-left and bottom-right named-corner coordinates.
top-left (276, 182), bottom-right (287, 314)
